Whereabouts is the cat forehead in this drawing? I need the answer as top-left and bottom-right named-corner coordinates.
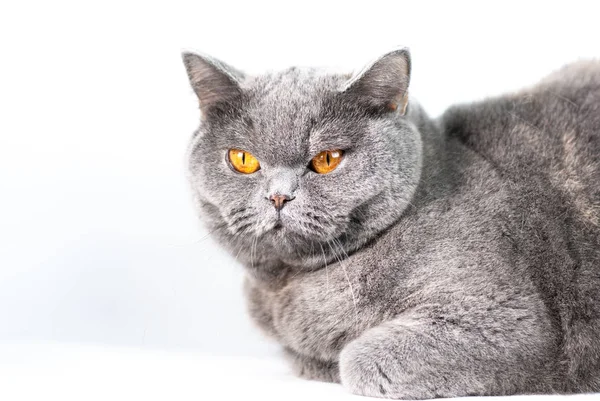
top-left (244, 67), bottom-right (349, 104)
top-left (231, 69), bottom-right (343, 150)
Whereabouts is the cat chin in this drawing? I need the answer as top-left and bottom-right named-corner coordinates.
top-left (264, 221), bottom-right (339, 244)
top-left (259, 223), bottom-right (308, 243)
top-left (223, 221), bottom-right (349, 274)
top-left (250, 213), bottom-right (337, 240)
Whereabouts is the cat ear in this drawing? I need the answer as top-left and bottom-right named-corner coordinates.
top-left (182, 51), bottom-right (245, 114)
top-left (342, 48), bottom-right (411, 114)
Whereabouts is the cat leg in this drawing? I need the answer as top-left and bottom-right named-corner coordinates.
top-left (284, 348), bottom-right (340, 383)
top-left (339, 304), bottom-right (558, 399)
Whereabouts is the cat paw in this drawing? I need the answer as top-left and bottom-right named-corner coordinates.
top-left (339, 339), bottom-right (402, 398)
top-left (284, 349), bottom-right (340, 383)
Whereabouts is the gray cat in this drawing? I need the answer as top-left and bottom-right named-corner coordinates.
top-left (182, 48), bottom-right (600, 399)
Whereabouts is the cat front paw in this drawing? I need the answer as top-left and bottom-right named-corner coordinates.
top-left (284, 348), bottom-right (340, 383)
top-left (339, 340), bottom-right (401, 398)
top-left (339, 336), bottom-right (441, 400)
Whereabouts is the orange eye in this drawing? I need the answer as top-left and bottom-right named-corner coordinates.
top-left (228, 149), bottom-right (260, 174)
top-left (310, 150), bottom-right (343, 174)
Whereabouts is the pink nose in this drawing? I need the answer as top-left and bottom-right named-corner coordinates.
top-left (269, 194), bottom-right (291, 211)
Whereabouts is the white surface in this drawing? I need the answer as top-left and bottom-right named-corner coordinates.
top-left (0, 1), bottom-right (600, 400)
top-left (1, 343), bottom-right (598, 401)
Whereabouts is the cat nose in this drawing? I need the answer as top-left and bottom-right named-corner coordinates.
top-left (269, 194), bottom-right (293, 211)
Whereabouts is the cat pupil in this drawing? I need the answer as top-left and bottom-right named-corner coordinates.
top-left (326, 152), bottom-right (330, 165)
top-left (241, 152), bottom-right (245, 164)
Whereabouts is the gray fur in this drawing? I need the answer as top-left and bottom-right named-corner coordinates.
top-left (183, 49), bottom-right (600, 399)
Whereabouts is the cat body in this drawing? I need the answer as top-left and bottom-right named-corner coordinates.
top-left (183, 50), bottom-right (600, 399)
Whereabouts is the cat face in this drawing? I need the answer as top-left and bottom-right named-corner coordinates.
top-left (184, 49), bottom-right (422, 273)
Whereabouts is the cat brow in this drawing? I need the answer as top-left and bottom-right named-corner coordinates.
top-left (308, 128), bottom-right (354, 153)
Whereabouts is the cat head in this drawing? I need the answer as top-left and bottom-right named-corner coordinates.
top-left (183, 49), bottom-right (422, 278)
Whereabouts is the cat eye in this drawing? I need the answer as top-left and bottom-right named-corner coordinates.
top-left (310, 150), bottom-right (343, 174)
top-left (228, 149), bottom-right (261, 174)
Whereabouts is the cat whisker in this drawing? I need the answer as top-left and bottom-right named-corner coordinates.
top-left (332, 237), bottom-right (350, 260)
top-left (289, 259), bottom-right (311, 280)
top-left (251, 235), bottom-right (257, 270)
top-left (327, 240), bottom-right (358, 328)
top-left (229, 214), bottom-right (252, 227)
top-left (319, 241), bottom-right (330, 294)
top-left (232, 222), bottom-right (254, 236)
top-left (165, 226), bottom-right (220, 248)
top-left (233, 243), bottom-right (244, 262)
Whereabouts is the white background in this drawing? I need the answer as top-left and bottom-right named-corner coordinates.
top-left (1, 1), bottom-right (599, 399)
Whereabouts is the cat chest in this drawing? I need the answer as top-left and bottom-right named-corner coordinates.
top-left (245, 265), bottom-right (390, 361)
